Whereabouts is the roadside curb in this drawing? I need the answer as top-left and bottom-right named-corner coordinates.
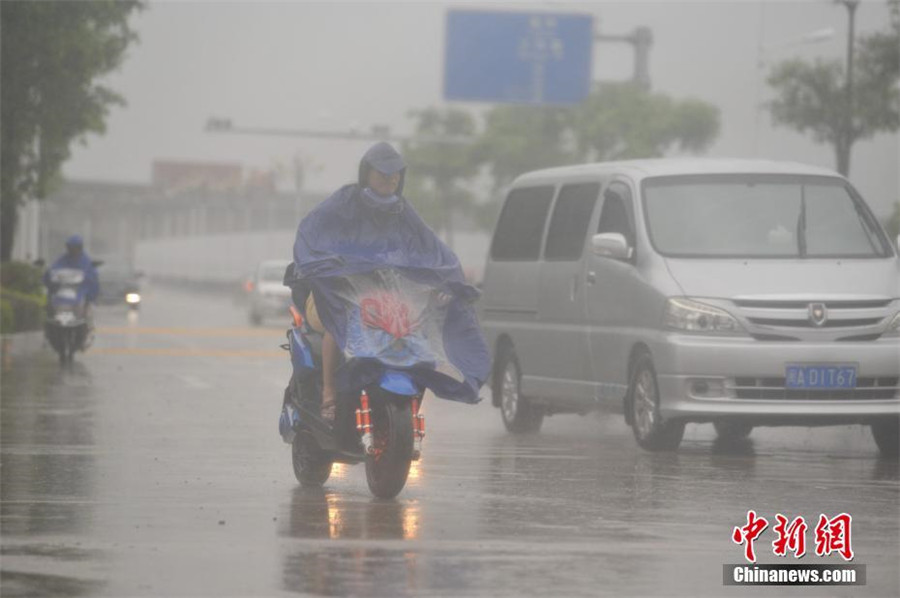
top-left (1, 330), bottom-right (45, 361)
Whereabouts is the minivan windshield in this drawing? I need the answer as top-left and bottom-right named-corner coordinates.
top-left (642, 174), bottom-right (892, 259)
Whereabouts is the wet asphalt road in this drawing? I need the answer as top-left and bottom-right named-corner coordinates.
top-left (1, 286), bottom-right (898, 597)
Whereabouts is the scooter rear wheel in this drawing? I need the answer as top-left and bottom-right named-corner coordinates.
top-left (365, 396), bottom-right (414, 499)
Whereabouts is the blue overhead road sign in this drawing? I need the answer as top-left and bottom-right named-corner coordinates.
top-left (444, 10), bottom-right (593, 105)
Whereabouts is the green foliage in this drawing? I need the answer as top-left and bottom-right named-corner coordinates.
top-left (0, 0), bottom-right (143, 260)
top-left (572, 82), bottom-right (720, 161)
top-left (402, 107), bottom-right (482, 242)
top-left (0, 261), bottom-right (45, 333)
top-left (0, 289), bottom-right (45, 334)
top-left (0, 261), bottom-right (44, 295)
top-left (0, 297), bottom-right (13, 334)
top-left (768, 59), bottom-right (848, 146)
top-left (477, 105), bottom-right (576, 190)
top-left (404, 86), bottom-right (720, 234)
top-left (475, 85), bottom-right (719, 190)
top-left (766, 1), bottom-right (900, 175)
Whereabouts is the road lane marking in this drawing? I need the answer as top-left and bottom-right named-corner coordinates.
top-left (178, 374), bottom-right (213, 389)
top-left (92, 347), bottom-right (283, 358)
top-left (97, 327), bottom-right (283, 337)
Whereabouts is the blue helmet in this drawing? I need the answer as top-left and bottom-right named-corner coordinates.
top-left (358, 142), bottom-right (406, 194)
top-left (65, 234), bottom-right (84, 249)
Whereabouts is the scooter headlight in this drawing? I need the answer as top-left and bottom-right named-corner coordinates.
top-left (664, 298), bottom-right (745, 335)
top-left (126, 292), bottom-right (141, 304)
top-left (55, 311), bottom-right (76, 325)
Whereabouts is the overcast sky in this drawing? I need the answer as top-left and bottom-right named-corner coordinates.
top-left (64, 0), bottom-right (898, 217)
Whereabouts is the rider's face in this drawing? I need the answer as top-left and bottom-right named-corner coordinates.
top-left (367, 169), bottom-right (401, 197)
top-left (66, 245), bottom-right (82, 258)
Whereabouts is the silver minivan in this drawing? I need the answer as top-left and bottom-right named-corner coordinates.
top-left (480, 159), bottom-right (900, 456)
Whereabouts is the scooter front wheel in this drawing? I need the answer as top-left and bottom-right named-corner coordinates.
top-left (292, 431), bottom-right (333, 487)
top-left (58, 329), bottom-right (74, 365)
top-left (365, 396), bottom-right (414, 499)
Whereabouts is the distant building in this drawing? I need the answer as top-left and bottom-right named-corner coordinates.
top-left (40, 164), bottom-right (324, 264)
top-left (152, 160), bottom-right (243, 192)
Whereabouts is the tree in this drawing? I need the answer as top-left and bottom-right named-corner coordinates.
top-left (571, 82), bottom-right (720, 161)
top-left (470, 86), bottom-right (719, 230)
top-left (1, 1), bottom-right (143, 261)
top-left (476, 105), bottom-right (576, 191)
top-left (767, 0), bottom-right (900, 176)
top-left (402, 88), bottom-right (720, 236)
top-left (402, 107), bottom-right (481, 248)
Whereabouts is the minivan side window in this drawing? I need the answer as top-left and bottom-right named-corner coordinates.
top-left (597, 182), bottom-right (636, 249)
top-left (490, 186), bottom-right (555, 261)
top-left (544, 182), bottom-right (600, 261)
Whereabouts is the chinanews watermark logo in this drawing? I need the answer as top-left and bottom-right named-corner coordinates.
top-left (723, 510), bottom-right (866, 587)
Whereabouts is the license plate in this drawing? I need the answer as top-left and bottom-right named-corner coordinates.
top-left (785, 365), bottom-right (857, 389)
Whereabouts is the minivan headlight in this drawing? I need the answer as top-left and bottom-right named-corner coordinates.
top-left (886, 312), bottom-right (900, 336)
top-left (664, 298), bottom-right (744, 335)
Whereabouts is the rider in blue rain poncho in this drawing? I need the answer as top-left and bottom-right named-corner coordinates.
top-left (291, 142), bottom-right (489, 419)
top-left (43, 235), bottom-right (100, 302)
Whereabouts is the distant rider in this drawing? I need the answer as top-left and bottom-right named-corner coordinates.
top-left (44, 234), bottom-right (100, 333)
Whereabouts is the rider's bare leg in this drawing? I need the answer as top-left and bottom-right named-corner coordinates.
top-left (321, 330), bottom-right (338, 421)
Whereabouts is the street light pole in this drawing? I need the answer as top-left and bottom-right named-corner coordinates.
top-left (595, 26), bottom-right (654, 90)
top-left (838, 0), bottom-right (860, 176)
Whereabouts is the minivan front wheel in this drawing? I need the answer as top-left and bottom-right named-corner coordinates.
top-left (495, 350), bottom-right (544, 434)
top-left (714, 421), bottom-right (753, 440)
top-left (871, 418), bottom-right (899, 459)
top-left (628, 354), bottom-right (684, 451)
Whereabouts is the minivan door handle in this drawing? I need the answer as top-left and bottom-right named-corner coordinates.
top-left (586, 271), bottom-right (597, 285)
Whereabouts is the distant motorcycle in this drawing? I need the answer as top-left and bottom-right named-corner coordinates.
top-left (279, 269), bottom-right (463, 499)
top-left (45, 268), bottom-right (93, 364)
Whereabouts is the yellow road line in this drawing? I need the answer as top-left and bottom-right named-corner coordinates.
top-left (97, 327), bottom-right (283, 337)
top-left (93, 347), bottom-right (284, 358)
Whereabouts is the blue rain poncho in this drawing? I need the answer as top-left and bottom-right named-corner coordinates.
top-left (44, 250), bottom-right (100, 302)
top-left (292, 183), bottom-right (489, 403)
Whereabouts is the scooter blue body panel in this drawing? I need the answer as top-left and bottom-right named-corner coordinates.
top-left (289, 327), bottom-right (315, 376)
top-left (279, 402), bottom-right (302, 444)
top-left (379, 370), bottom-right (419, 396)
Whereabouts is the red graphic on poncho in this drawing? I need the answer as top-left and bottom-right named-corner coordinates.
top-left (361, 293), bottom-right (415, 339)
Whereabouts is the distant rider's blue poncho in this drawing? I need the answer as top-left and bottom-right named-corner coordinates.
top-left (293, 184), bottom-right (490, 403)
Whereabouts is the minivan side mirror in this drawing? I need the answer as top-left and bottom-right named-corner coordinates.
top-left (591, 233), bottom-right (632, 260)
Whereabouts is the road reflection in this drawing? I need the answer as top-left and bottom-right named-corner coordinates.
top-left (1, 359), bottom-right (98, 535)
top-left (280, 487), bottom-right (422, 596)
top-left (1, 356), bottom-right (106, 595)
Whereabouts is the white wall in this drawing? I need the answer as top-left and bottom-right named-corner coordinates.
top-left (135, 229), bottom-right (491, 284)
top-left (135, 231), bottom-right (295, 283)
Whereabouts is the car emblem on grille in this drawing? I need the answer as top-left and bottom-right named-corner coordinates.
top-left (808, 302), bottom-right (827, 327)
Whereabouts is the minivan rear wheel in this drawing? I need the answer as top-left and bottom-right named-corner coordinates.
top-left (714, 421), bottom-right (753, 440)
top-left (495, 350), bottom-right (544, 434)
top-left (871, 418), bottom-right (899, 459)
top-left (628, 354), bottom-right (684, 451)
